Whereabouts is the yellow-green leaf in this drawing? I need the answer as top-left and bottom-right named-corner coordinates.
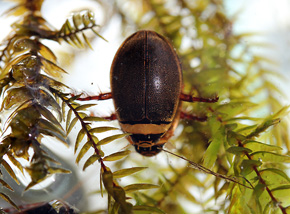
top-left (251, 152), bottom-right (290, 163)
top-left (0, 178), bottom-right (13, 191)
top-left (76, 140), bottom-right (93, 164)
top-left (83, 154), bottom-right (101, 170)
top-left (48, 167), bottom-right (71, 174)
top-left (75, 129), bottom-right (86, 153)
top-left (90, 126), bottom-right (119, 134)
top-left (0, 193), bottom-right (19, 210)
top-left (113, 167), bottom-right (147, 178)
top-left (227, 146), bottom-right (252, 155)
top-left (97, 133), bottom-right (129, 146)
top-left (123, 183), bottom-right (159, 192)
top-left (133, 205), bottom-right (165, 214)
top-left (83, 116), bottom-right (108, 122)
top-left (67, 117), bottom-right (78, 134)
top-left (75, 104), bottom-right (96, 111)
top-left (2, 160), bottom-right (19, 184)
top-left (243, 140), bottom-right (282, 152)
top-left (103, 150), bottom-right (131, 161)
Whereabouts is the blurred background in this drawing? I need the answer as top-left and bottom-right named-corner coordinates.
top-left (0, 0), bottom-right (289, 213)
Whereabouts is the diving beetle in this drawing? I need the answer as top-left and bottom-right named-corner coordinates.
top-left (77, 30), bottom-right (218, 156)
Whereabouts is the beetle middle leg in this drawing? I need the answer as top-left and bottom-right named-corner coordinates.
top-left (179, 92), bottom-right (219, 103)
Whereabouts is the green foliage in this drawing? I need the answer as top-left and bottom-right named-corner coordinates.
top-left (0, 0), bottom-right (289, 213)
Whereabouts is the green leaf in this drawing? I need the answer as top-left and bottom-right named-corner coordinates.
top-left (42, 155), bottom-right (61, 165)
top-left (48, 167), bottom-right (71, 174)
top-left (243, 140), bottom-right (282, 152)
top-left (251, 151), bottom-right (290, 163)
top-left (83, 116), bottom-right (109, 122)
top-left (103, 150), bottom-right (131, 161)
top-left (271, 185), bottom-right (290, 203)
top-left (62, 100), bottom-right (66, 120)
top-left (7, 153), bottom-right (24, 174)
top-left (97, 133), bottom-right (129, 146)
top-left (123, 183), bottom-right (159, 192)
top-left (259, 168), bottom-right (290, 185)
top-left (1, 160), bottom-right (19, 184)
top-left (38, 42), bottom-right (57, 63)
top-left (35, 105), bottom-right (63, 129)
top-left (133, 205), bottom-right (165, 214)
top-left (102, 169), bottom-right (114, 195)
top-left (40, 56), bottom-right (68, 78)
top-left (89, 126), bottom-right (119, 134)
top-left (263, 201), bottom-right (279, 214)
top-left (38, 118), bottom-right (66, 138)
top-left (76, 140), bottom-right (93, 164)
top-left (0, 178), bottom-right (13, 191)
top-left (215, 102), bottom-right (256, 118)
top-left (112, 186), bottom-right (133, 213)
top-left (227, 146), bottom-right (252, 155)
top-left (247, 118), bottom-right (281, 139)
top-left (272, 185), bottom-right (290, 192)
top-left (83, 154), bottom-right (101, 170)
top-left (113, 167), bottom-right (147, 178)
top-left (38, 90), bottom-right (62, 118)
top-left (38, 119), bottom-right (67, 145)
top-left (226, 130), bottom-right (246, 145)
top-left (240, 159), bottom-right (262, 176)
top-left (2, 87), bottom-right (32, 110)
top-left (0, 193), bottom-right (19, 210)
top-left (203, 124), bottom-right (224, 169)
top-left (75, 104), bottom-right (97, 111)
top-left (82, 32), bottom-right (93, 49)
top-left (74, 129), bottom-right (86, 153)
top-left (67, 117), bottom-right (78, 134)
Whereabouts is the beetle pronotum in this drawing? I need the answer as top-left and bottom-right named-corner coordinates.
top-left (77, 30), bottom-right (218, 156)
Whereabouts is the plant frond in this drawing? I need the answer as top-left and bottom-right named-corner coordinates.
top-left (50, 10), bottom-right (107, 48)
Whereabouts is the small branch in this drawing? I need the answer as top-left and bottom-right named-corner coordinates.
top-left (163, 149), bottom-right (253, 189)
top-left (51, 87), bottom-right (107, 171)
top-left (238, 141), bottom-right (287, 214)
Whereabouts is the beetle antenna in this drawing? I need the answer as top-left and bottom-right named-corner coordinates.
top-left (161, 148), bottom-right (253, 189)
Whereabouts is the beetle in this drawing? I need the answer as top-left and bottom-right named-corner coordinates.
top-left (77, 30), bottom-right (218, 156)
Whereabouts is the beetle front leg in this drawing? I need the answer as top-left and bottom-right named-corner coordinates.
top-left (179, 92), bottom-right (218, 103)
top-left (73, 92), bottom-right (112, 101)
top-left (102, 113), bottom-right (117, 121)
top-left (88, 111), bottom-right (117, 121)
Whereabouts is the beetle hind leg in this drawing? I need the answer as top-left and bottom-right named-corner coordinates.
top-left (72, 92), bottom-right (112, 101)
top-left (180, 111), bottom-right (208, 122)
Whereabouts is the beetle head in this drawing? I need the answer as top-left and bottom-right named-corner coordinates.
top-left (134, 144), bottom-right (163, 156)
top-left (129, 134), bottom-right (164, 156)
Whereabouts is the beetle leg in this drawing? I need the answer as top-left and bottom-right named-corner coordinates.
top-left (180, 111), bottom-right (208, 122)
top-left (74, 92), bottom-right (112, 101)
top-left (89, 111), bottom-right (117, 121)
top-left (102, 113), bottom-right (117, 121)
top-left (179, 92), bottom-right (219, 103)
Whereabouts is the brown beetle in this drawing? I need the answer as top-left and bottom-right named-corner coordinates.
top-left (77, 30), bottom-right (218, 156)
